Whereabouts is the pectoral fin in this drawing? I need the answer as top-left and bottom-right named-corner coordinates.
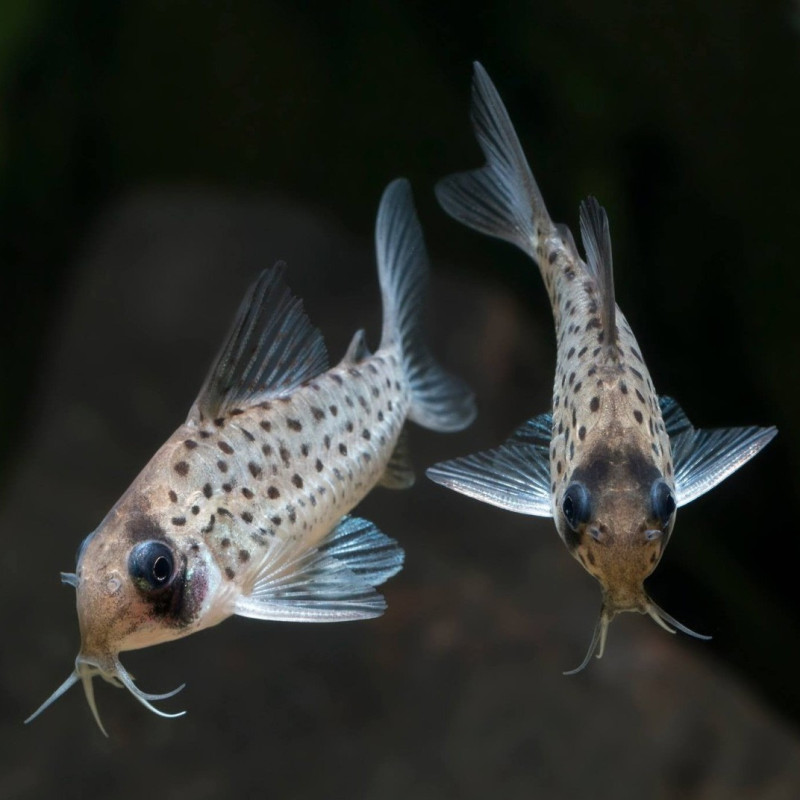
top-left (234, 516), bottom-right (404, 622)
top-left (427, 414), bottom-right (553, 517)
top-left (659, 396), bottom-right (777, 506)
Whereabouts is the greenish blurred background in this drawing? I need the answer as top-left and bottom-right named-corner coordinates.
top-left (1, 1), bottom-right (799, 797)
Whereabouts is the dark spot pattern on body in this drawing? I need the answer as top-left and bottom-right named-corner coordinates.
top-left (222, 483), bottom-right (232, 493)
top-left (287, 419), bottom-right (302, 432)
top-left (203, 483), bottom-right (213, 498)
top-left (280, 447), bottom-right (291, 466)
top-left (260, 421), bottom-right (272, 432)
top-left (248, 462), bottom-right (262, 479)
top-left (218, 441), bottom-right (234, 455)
top-left (241, 511), bottom-right (253, 524)
top-left (268, 486), bottom-right (280, 499)
top-left (217, 460), bottom-right (228, 473)
top-left (172, 517), bottom-right (186, 527)
top-left (225, 567), bottom-right (235, 580)
top-left (184, 440), bottom-right (198, 450)
top-left (292, 474), bottom-right (304, 488)
top-left (590, 397), bottom-right (600, 412)
top-left (174, 461), bottom-right (190, 477)
top-left (168, 489), bottom-right (178, 503)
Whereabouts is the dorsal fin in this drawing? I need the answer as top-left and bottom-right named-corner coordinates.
top-left (579, 197), bottom-right (617, 349)
top-left (190, 264), bottom-right (329, 421)
top-left (341, 329), bottom-right (371, 365)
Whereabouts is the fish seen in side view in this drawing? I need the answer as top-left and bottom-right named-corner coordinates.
top-left (427, 63), bottom-right (776, 672)
top-left (28, 178), bottom-right (476, 733)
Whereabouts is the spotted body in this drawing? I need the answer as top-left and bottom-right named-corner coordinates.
top-left (427, 63), bottom-right (776, 671)
top-left (29, 178), bottom-right (475, 733)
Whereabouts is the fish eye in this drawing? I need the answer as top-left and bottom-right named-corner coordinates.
top-left (128, 541), bottom-right (176, 592)
top-left (650, 480), bottom-right (676, 525)
top-left (562, 482), bottom-right (592, 531)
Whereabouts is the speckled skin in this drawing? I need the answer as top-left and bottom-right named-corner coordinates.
top-left (76, 344), bottom-right (410, 663)
top-left (532, 229), bottom-right (674, 612)
top-left (433, 63), bottom-right (678, 619)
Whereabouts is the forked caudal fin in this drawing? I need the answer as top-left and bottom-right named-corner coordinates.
top-left (375, 178), bottom-right (476, 432)
top-left (563, 595), bottom-right (711, 676)
top-left (435, 62), bottom-right (553, 260)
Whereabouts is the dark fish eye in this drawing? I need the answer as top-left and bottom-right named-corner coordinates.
top-left (562, 482), bottom-right (592, 531)
top-left (650, 479), bottom-right (676, 525)
top-left (128, 541), bottom-right (176, 592)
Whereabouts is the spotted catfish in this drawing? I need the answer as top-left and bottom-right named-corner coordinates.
top-left (28, 178), bottom-right (475, 733)
top-left (427, 63), bottom-right (776, 672)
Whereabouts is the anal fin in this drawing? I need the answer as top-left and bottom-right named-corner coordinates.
top-left (379, 427), bottom-right (415, 489)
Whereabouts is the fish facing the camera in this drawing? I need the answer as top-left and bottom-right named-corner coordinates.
top-left (427, 63), bottom-right (776, 672)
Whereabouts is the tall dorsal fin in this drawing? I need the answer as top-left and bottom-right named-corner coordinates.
top-left (579, 197), bottom-right (617, 350)
top-left (190, 264), bottom-right (329, 422)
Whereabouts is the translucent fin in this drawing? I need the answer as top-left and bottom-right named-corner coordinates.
top-left (234, 515), bottom-right (404, 622)
top-left (435, 62), bottom-right (551, 255)
top-left (191, 264), bottom-right (329, 421)
top-left (341, 329), bottom-right (371, 364)
top-left (579, 196), bottom-right (617, 349)
top-left (508, 411), bottom-right (553, 449)
top-left (658, 396), bottom-right (694, 437)
top-left (427, 442), bottom-right (552, 517)
top-left (379, 427), bottom-right (415, 489)
top-left (375, 178), bottom-right (476, 432)
top-left (60, 572), bottom-right (78, 588)
top-left (658, 397), bottom-right (776, 507)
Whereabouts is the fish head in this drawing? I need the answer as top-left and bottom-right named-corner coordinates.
top-left (556, 441), bottom-right (709, 674)
top-left (27, 505), bottom-right (232, 735)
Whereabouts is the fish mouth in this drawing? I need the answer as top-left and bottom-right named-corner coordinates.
top-left (563, 594), bottom-right (712, 676)
top-left (24, 654), bottom-right (185, 736)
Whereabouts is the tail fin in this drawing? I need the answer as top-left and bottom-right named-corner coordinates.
top-left (435, 62), bottom-right (553, 258)
top-left (375, 178), bottom-right (476, 432)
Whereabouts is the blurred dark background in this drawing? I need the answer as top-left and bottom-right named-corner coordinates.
top-left (2, 1), bottom-right (799, 798)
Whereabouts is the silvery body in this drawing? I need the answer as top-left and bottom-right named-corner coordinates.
top-left (29, 179), bottom-right (475, 733)
top-left (427, 64), bottom-right (776, 672)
